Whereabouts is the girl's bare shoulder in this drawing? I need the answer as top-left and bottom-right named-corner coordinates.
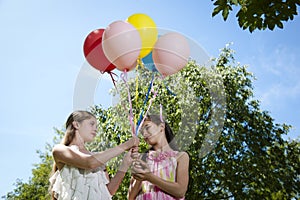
top-left (176, 151), bottom-right (189, 161)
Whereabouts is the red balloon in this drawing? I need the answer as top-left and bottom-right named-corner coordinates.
top-left (83, 29), bottom-right (116, 73)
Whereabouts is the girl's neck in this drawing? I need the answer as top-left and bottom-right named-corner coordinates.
top-left (152, 140), bottom-right (173, 152)
top-left (71, 142), bottom-right (86, 150)
top-left (70, 132), bottom-right (86, 151)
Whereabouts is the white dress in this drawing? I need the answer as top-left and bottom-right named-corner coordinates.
top-left (49, 145), bottom-right (112, 200)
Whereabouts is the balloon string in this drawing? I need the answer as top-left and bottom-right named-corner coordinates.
top-left (164, 81), bottom-right (176, 96)
top-left (158, 74), bottom-right (177, 96)
top-left (107, 71), bottom-right (119, 92)
top-left (136, 86), bottom-right (158, 135)
top-left (134, 58), bottom-right (144, 125)
top-left (160, 104), bottom-right (164, 122)
top-left (134, 61), bottom-right (141, 126)
top-left (135, 74), bottom-right (155, 135)
top-left (121, 70), bottom-right (135, 136)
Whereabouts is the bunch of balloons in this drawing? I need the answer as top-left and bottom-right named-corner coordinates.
top-left (83, 13), bottom-right (190, 77)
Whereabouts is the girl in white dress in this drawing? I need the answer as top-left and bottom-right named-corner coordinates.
top-left (49, 110), bottom-right (139, 200)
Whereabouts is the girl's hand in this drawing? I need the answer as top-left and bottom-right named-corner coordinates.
top-left (130, 146), bottom-right (140, 160)
top-left (132, 159), bottom-right (151, 181)
top-left (124, 136), bottom-right (140, 150)
top-left (119, 148), bottom-right (137, 172)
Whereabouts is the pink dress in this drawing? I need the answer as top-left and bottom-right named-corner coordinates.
top-left (135, 150), bottom-right (185, 200)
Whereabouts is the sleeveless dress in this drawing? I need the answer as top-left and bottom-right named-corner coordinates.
top-left (49, 145), bottom-right (112, 200)
top-left (135, 150), bottom-right (185, 200)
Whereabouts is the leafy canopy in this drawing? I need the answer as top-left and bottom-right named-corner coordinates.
top-left (4, 46), bottom-right (299, 199)
top-left (212, 0), bottom-right (300, 32)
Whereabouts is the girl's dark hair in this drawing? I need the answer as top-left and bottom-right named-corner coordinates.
top-left (141, 114), bottom-right (179, 161)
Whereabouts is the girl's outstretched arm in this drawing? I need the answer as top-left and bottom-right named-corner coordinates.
top-left (52, 136), bottom-right (139, 170)
top-left (107, 148), bottom-right (138, 195)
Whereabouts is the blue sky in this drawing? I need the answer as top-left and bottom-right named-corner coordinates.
top-left (0, 0), bottom-right (299, 197)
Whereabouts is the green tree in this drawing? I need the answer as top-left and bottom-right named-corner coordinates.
top-left (212, 0), bottom-right (300, 32)
top-left (5, 146), bottom-right (52, 200)
top-left (3, 129), bottom-right (64, 200)
top-left (4, 46), bottom-right (299, 199)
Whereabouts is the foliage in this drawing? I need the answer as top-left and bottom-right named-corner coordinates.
top-left (3, 128), bottom-right (64, 200)
top-left (212, 0), bottom-right (300, 32)
top-left (4, 46), bottom-right (299, 199)
top-left (4, 145), bottom-right (53, 200)
top-left (89, 45), bottom-right (299, 199)
top-left (184, 45), bottom-right (300, 199)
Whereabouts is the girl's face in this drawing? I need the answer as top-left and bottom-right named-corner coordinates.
top-left (140, 121), bottom-right (164, 145)
top-left (77, 117), bottom-right (98, 143)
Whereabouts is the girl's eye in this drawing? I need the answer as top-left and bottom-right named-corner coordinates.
top-left (141, 125), bottom-right (150, 132)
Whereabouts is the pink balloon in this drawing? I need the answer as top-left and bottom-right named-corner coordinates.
top-left (152, 32), bottom-right (190, 77)
top-left (102, 20), bottom-right (141, 72)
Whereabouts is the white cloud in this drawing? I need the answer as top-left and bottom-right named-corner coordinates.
top-left (260, 81), bottom-right (300, 108)
top-left (252, 43), bottom-right (300, 103)
top-left (257, 44), bottom-right (298, 76)
top-left (248, 42), bottom-right (300, 139)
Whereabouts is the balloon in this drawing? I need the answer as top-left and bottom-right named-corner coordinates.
top-left (141, 51), bottom-right (157, 72)
top-left (126, 13), bottom-right (158, 59)
top-left (141, 34), bottom-right (162, 72)
top-left (83, 29), bottom-right (116, 73)
top-left (152, 32), bottom-right (190, 77)
top-left (102, 20), bottom-right (141, 72)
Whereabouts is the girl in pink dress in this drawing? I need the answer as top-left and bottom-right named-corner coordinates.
top-left (128, 115), bottom-right (190, 200)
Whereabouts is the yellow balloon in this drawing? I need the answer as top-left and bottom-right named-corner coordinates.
top-left (127, 13), bottom-right (158, 58)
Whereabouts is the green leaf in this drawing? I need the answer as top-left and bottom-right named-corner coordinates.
top-left (212, 5), bottom-right (223, 17)
top-left (222, 6), bottom-right (230, 20)
top-left (277, 21), bottom-right (284, 29)
top-left (231, 0), bottom-right (238, 5)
